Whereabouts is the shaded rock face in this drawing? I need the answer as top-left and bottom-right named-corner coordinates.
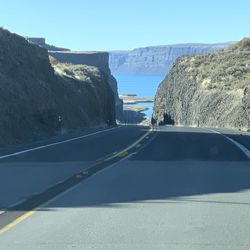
top-left (109, 43), bottom-right (232, 75)
top-left (48, 51), bottom-right (123, 120)
top-left (25, 37), bottom-right (123, 120)
top-left (49, 51), bottom-right (123, 120)
top-left (0, 28), bottom-right (115, 147)
top-left (153, 40), bottom-right (250, 131)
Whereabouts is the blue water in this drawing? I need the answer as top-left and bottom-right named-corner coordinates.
top-left (114, 74), bottom-right (164, 118)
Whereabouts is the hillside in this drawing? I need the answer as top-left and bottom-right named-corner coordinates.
top-left (109, 43), bottom-right (232, 75)
top-left (49, 51), bottom-right (123, 120)
top-left (26, 37), bottom-right (123, 120)
top-left (153, 38), bottom-right (250, 131)
top-left (0, 28), bottom-right (115, 147)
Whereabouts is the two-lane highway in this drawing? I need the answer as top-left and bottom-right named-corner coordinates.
top-left (0, 125), bottom-right (149, 210)
top-left (1, 126), bottom-right (250, 249)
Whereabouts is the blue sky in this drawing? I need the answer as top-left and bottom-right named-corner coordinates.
top-left (1, 0), bottom-right (249, 51)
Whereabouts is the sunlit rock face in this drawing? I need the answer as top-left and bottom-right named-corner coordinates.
top-left (0, 28), bottom-right (116, 146)
top-left (153, 39), bottom-right (250, 131)
top-left (109, 43), bottom-right (231, 75)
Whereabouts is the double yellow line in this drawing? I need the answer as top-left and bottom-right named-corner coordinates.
top-left (0, 211), bottom-right (35, 234)
top-left (105, 127), bottom-right (153, 161)
top-left (0, 127), bottom-right (153, 234)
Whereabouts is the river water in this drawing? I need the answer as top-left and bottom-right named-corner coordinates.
top-left (114, 74), bottom-right (164, 118)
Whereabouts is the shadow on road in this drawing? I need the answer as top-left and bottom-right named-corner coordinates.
top-left (1, 128), bottom-right (250, 212)
top-left (39, 160), bottom-right (250, 209)
top-left (0, 126), bottom-right (148, 163)
top-left (132, 130), bottom-right (250, 161)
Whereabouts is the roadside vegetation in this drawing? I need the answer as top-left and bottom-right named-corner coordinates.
top-left (181, 38), bottom-right (250, 92)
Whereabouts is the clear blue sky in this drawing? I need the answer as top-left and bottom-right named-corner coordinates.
top-left (1, 0), bottom-right (249, 51)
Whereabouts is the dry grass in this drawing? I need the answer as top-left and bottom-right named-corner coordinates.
top-left (181, 40), bottom-right (250, 91)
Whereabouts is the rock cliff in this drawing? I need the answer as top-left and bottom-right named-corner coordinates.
top-left (26, 37), bottom-right (123, 120)
top-left (109, 43), bottom-right (232, 75)
top-left (49, 51), bottom-right (123, 120)
top-left (0, 28), bottom-right (115, 147)
top-left (153, 39), bottom-right (250, 131)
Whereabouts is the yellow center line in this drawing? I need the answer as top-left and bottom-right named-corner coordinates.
top-left (117, 151), bottom-right (129, 158)
top-left (104, 127), bottom-right (153, 161)
top-left (0, 210), bottom-right (35, 234)
top-left (0, 127), bottom-right (153, 234)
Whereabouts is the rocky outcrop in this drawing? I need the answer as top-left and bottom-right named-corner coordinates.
top-left (109, 43), bottom-right (232, 75)
top-left (26, 37), bottom-right (123, 120)
top-left (26, 37), bottom-right (69, 51)
top-left (0, 28), bottom-right (115, 147)
top-left (49, 51), bottom-right (123, 120)
top-left (153, 39), bottom-right (250, 131)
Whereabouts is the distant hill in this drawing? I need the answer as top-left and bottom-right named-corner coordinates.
top-left (109, 43), bottom-right (234, 75)
top-left (153, 38), bottom-right (250, 131)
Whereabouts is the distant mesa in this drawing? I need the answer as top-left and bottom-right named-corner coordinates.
top-left (109, 42), bottom-right (234, 75)
top-left (26, 37), bottom-right (69, 51)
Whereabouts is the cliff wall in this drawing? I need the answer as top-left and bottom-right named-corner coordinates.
top-left (0, 28), bottom-right (116, 146)
top-left (25, 37), bottom-right (123, 120)
top-left (109, 43), bottom-right (232, 75)
top-left (49, 51), bottom-right (123, 120)
top-left (153, 39), bottom-right (250, 131)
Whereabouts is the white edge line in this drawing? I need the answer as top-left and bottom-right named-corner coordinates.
top-left (0, 127), bottom-right (149, 232)
top-left (208, 129), bottom-right (250, 159)
top-left (1, 128), bottom-right (148, 214)
top-left (0, 126), bottom-right (120, 160)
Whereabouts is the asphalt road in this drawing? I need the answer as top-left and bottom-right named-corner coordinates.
top-left (0, 125), bottom-right (148, 209)
top-left (1, 126), bottom-right (250, 249)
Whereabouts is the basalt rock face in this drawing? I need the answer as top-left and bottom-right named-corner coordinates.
top-left (49, 51), bottom-right (123, 120)
top-left (109, 43), bottom-right (231, 75)
top-left (153, 39), bottom-right (250, 131)
top-left (0, 28), bottom-right (115, 147)
top-left (26, 37), bottom-right (123, 120)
